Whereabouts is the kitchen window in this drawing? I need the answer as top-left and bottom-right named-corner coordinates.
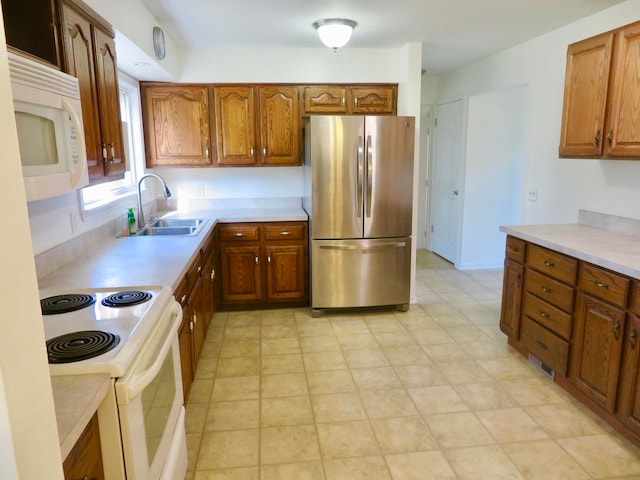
top-left (80, 72), bottom-right (145, 213)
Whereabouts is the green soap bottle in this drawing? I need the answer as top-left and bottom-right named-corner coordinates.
top-left (128, 208), bottom-right (136, 235)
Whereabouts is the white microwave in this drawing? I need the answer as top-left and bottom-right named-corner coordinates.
top-left (8, 52), bottom-right (88, 202)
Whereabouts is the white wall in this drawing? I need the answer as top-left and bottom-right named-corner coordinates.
top-left (0, 14), bottom-right (65, 479)
top-left (436, 0), bottom-right (640, 226)
top-left (459, 85), bottom-right (526, 268)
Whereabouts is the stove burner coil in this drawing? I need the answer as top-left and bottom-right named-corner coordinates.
top-left (40, 294), bottom-right (96, 315)
top-left (46, 330), bottom-right (120, 363)
top-left (101, 290), bottom-right (152, 308)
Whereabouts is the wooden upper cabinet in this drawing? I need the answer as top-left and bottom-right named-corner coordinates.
top-left (559, 32), bottom-right (613, 157)
top-left (560, 20), bottom-right (640, 159)
top-left (303, 86), bottom-right (348, 114)
top-left (2, 0), bottom-right (63, 68)
top-left (302, 84), bottom-right (397, 115)
top-left (214, 86), bottom-right (257, 166)
top-left (605, 23), bottom-right (640, 157)
top-left (349, 85), bottom-right (396, 114)
top-left (92, 27), bottom-right (125, 177)
top-left (61, 0), bottom-right (125, 184)
top-left (142, 85), bottom-right (212, 167)
top-left (258, 86), bottom-right (300, 165)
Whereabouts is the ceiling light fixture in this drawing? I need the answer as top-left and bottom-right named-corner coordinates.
top-left (312, 18), bottom-right (357, 52)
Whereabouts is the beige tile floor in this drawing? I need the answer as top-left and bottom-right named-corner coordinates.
top-left (184, 249), bottom-right (640, 480)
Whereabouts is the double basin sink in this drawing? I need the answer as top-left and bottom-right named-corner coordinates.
top-left (135, 218), bottom-right (207, 236)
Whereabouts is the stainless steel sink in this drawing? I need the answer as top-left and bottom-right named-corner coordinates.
top-left (148, 218), bottom-right (205, 229)
top-left (134, 218), bottom-right (207, 236)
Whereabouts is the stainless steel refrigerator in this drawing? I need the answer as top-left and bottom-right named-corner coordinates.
top-left (303, 115), bottom-right (415, 313)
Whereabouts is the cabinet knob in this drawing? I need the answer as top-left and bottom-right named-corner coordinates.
top-left (536, 340), bottom-right (549, 351)
top-left (211, 269), bottom-right (216, 281)
top-left (594, 280), bottom-right (610, 290)
top-left (189, 320), bottom-right (194, 333)
top-left (250, 146), bottom-right (254, 157)
top-left (255, 256), bottom-right (259, 264)
top-left (630, 329), bottom-right (638, 350)
top-left (181, 294), bottom-right (186, 303)
top-left (279, 231), bottom-right (291, 236)
top-left (267, 256), bottom-right (271, 263)
top-left (543, 260), bottom-right (556, 268)
top-left (193, 312), bottom-right (197, 325)
top-left (594, 130), bottom-right (601, 147)
top-left (197, 266), bottom-right (202, 274)
top-left (539, 311), bottom-right (550, 319)
top-left (613, 320), bottom-right (622, 340)
top-left (541, 286), bottom-right (552, 294)
top-left (235, 233), bottom-right (244, 237)
top-left (263, 147), bottom-right (267, 157)
top-left (607, 129), bottom-right (613, 146)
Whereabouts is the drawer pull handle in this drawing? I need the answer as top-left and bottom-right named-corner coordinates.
top-left (197, 266), bottom-right (202, 274)
top-left (594, 280), bottom-right (610, 290)
top-left (539, 311), bottom-right (550, 319)
top-left (255, 256), bottom-right (259, 264)
top-left (280, 231), bottom-right (291, 236)
top-left (541, 286), bottom-right (552, 294)
top-left (630, 329), bottom-right (638, 350)
top-left (181, 294), bottom-right (186, 303)
top-left (613, 320), bottom-right (622, 340)
top-left (543, 260), bottom-right (556, 268)
top-left (235, 233), bottom-right (244, 237)
top-left (189, 320), bottom-right (194, 333)
top-left (536, 340), bottom-right (549, 350)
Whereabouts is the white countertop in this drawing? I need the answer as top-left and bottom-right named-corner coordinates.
top-left (500, 212), bottom-right (640, 280)
top-left (38, 205), bottom-right (308, 292)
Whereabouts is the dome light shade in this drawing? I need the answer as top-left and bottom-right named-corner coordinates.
top-left (313, 18), bottom-right (357, 51)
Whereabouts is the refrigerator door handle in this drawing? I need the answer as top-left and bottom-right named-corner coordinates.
top-left (319, 242), bottom-right (407, 251)
top-left (366, 135), bottom-right (373, 217)
top-left (356, 136), bottom-right (364, 218)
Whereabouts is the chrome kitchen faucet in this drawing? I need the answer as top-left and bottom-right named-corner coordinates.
top-left (136, 173), bottom-right (172, 230)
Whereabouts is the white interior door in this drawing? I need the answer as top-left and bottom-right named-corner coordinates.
top-left (429, 99), bottom-right (464, 263)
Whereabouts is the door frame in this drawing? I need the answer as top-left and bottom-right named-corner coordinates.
top-left (418, 105), bottom-right (433, 249)
top-left (427, 95), bottom-right (467, 266)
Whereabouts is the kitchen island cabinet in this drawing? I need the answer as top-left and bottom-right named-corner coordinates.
top-left (500, 216), bottom-right (640, 446)
top-left (559, 20), bottom-right (640, 159)
top-left (60, 0), bottom-right (126, 183)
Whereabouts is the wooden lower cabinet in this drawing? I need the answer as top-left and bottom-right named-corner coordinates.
top-left (175, 229), bottom-right (217, 402)
top-left (63, 412), bottom-right (104, 480)
top-left (499, 258), bottom-right (524, 338)
top-left (570, 293), bottom-right (625, 411)
top-left (218, 222), bottom-right (308, 309)
top-left (500, 234), bottom-right (640, 444)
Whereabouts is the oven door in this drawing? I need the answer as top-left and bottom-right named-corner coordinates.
top-left (114, 300), bottom-right (187, 480)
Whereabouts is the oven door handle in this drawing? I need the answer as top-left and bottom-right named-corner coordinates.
top-left (118, 301), bottom-right (182, 403)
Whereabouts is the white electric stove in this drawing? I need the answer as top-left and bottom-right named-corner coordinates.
top-left (40, 285), bottom-right (174, 377)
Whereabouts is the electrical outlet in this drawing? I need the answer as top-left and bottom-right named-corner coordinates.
top-left (527, 187), bottom-right (538, 202)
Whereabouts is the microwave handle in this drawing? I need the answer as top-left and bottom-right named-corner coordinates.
top-left (62, 98), bottom-right (88, 188)
top-left (119, 301), bottom-right (182, 402)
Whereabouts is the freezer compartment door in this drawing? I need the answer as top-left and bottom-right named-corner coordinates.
top-left (364, 116), bottom-right (415, 238)
top-left (311, 237), bottom-right (411, 309)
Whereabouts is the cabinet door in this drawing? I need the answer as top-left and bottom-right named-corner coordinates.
top-left (559, 32), bottom-right (614, 157)
top-left (570, 293), bottom-right (625, 411)
top-left (618, 313), bottom-right (640, 432)
top-left (92, 26), bottom-right (126, 179)
top-left (142, 85), bottom-right (212, 167)
top-left (214, 86), bottom-right (256, 165)
top-left (605, 24), bottom-right (640, 157)
top-left (220, 245), bottom-right (262, 302)
top-left (500, 258), bottom-right (524, 338)
top-left (201, 248), bottom-right (216, 331)
top-left (63, 413), bottom-right (105, 480)
top-left (303, 86), bottom-right (347, 114)
top-left (265, 244), bottom-right (307, 301)
top-left (257, 86), bottom-right (300, 165)
top-left (61, 3), bottom-right (103, 179)
top-left (348, 86), bottom-right (396, 115)
top-left (189, 276), bottom-right (206, 367)
top-left (178, 303), bottom-right (193, 402)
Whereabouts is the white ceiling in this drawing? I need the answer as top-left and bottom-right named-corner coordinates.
top-left (138, 0), bottom-right (625, 74)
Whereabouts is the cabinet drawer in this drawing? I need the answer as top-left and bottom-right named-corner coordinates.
top-left (219, 224), bottom-right (261, 241)
top-left (264, 223), bottom-right (306, 241)
top-left (523, 292), bottom-right (572, 340)
top-left (174, 277), bottom-right (189, 308)
top-left (520, 316), bottom-right (569, 376)
top-left (527, 244), bottom-right (578, 285)
top-left (578, 262), bottom-right (629, 308)
top-left (185, 254), bottom-right (203, 291)
top-left (505, 236), bottom-right (526, 263)
top-left (524, 268), bottom-right (575, 313)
